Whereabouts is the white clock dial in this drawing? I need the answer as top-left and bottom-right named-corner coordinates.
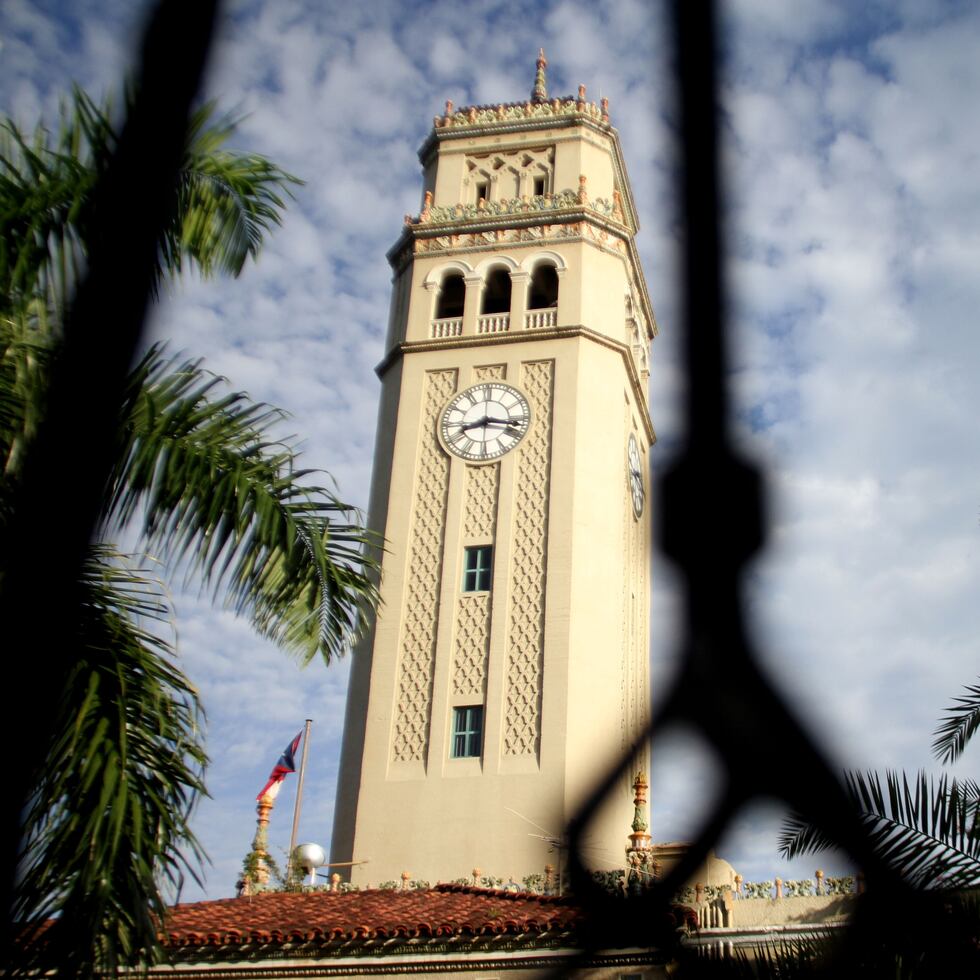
top-left (439, 383), bottom-right (531, 462)
top-left (627, 432), bottom-right (644, 518)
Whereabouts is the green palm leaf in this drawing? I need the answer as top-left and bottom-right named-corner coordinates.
top-left (0, 88), bottom-right (300, 324)
top-left (932, 679), bottom-right (980, 764)
top-left (0, 103), bottom-right (93, 325)
top-left (0, 314), bottom-right (50, 484)
top-left (13, 548), bottom-right (207, 977)
top-left (779, 770), bottom-right (980, 889)
top-left (105, 346), bottom-right (379, 663)
top-left (168, 101), bottom-right (299, 278)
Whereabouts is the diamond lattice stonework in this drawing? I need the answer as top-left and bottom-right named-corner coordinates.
top-left (391, 369), bottom-right (457, 763)
top-left (503, 360), bottom-right (553, 757)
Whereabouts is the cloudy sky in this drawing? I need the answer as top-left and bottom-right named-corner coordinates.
top-left (3, 0), bottom-right (980, 900)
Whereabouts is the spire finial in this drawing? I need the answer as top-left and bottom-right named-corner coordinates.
top-left (532, 48), bottom-right (548, 102)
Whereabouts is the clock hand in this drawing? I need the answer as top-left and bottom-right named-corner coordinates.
top-left (460, 415), bottom-right (491, 432)
top-left (483, 417), bottom-right (520, 428)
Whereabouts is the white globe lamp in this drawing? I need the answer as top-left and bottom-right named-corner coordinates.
top-left (293, 842), bottom-right (326, 885)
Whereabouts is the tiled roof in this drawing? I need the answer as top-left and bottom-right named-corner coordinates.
top-left (162, 884), bottom-right (581, 949)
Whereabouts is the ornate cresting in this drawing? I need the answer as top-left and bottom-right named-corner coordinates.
top-left (435, 92), bottom-right (608, 130)
top-left (414, 189), bottom-right (626, 227)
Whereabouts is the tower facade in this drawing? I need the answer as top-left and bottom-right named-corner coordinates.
top-left (332, 54), bottom-right (657, 886)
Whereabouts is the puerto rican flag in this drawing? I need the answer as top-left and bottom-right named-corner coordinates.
top-left (257, 730), bottom-right (303, 800)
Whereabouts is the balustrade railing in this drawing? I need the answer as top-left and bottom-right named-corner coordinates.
top-left (477, 313), bottom-right (509, 334)
top-left (430, 317), bottom-right (463, 338)
top-left (524, 308), bottom-right (557, 329)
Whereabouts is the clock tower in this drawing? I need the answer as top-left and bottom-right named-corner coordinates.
top-left (332, 52), bottom-right (657, 886)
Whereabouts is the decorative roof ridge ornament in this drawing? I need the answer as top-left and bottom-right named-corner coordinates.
top-left (433, 95), bottom-right (606, 131)
top-left (532, 47), bottom-right (548, 102)
top-left (625, 771), bottom-right (656, 896)
top-left (628, 771), bottom-right (651, 848)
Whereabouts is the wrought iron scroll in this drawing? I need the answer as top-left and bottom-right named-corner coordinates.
top-left (563, 0), bottom-right (950, 971)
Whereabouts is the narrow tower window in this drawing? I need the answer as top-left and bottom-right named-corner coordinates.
top-left (533, 176), bottom-right (546, 197)
top-left (475, 181), bottom-right (489, 203)
top-left (452, 706), bottom-right (484, 758)
top-left (436, 273), bottom-right (465, 319)
top-left (528, 263), bottom-right (559, 309)
top-left (462, 545), bottom-right (493, 592)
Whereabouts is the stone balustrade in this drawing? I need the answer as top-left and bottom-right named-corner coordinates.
top-left (477, 313), bottom-right (510, 335)
top-left (524, 309), bottom-right (557, 329)
top-left (430, 316), bottom-right (463, 339)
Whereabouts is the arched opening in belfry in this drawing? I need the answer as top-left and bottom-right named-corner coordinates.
top-left (436, 273), bottom-right (466, 319)
top-left (528, 263), bottom-right (559, 309)
top-left (481, 268), bottom-right (512, 315)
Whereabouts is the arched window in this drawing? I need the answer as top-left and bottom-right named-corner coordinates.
top-left (481, 268), bottom-right (511, 315)
top-left (436, 273), bottom-right (465, 319)
top-left (528, 264), bottom-right (559, 309)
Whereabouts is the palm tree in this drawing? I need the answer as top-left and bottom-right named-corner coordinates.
top-left (0, 89), bottom-right (378, 976)
top-left (779, 680), bottom-right (980, 890)
top-left (766, 679), bottom-right (980, 976)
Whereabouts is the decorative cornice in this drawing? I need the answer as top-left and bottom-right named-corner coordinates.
top-left (430, 90), bottom-right (609, 136)
top-left (387, 208), bottom-right (632, 273)
top-left (375, 326), bottom-right (656, 446)
top-left (147, 947), bottom-right (667, 977)
top-left (410, 187), bottom-right (626, 229)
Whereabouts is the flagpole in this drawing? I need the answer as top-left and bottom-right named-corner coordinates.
top-left (288, 718), bottom-right (313, 880)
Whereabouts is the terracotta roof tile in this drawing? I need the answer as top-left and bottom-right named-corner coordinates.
top-left (162, 884), bottom-right (581, 949)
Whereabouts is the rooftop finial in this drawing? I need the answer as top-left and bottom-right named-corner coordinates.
top-left (532, 48), bottom-right (548, 102)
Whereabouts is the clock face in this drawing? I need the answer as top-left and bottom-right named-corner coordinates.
top-left (627, 432), bottom-right (644, 518)
top-left (440, 383), bottom-right (531, 462)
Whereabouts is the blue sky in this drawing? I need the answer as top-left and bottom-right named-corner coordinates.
top-left (4, 0), bottom-right (980, 900)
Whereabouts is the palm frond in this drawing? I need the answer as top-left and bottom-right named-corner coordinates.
top-left (0, 100), bottom-right (95, 324)
top-left (14, 547), bottom-right (207, 977)
top-left (0, 89), bottom-right (299, 325)
top-left (731, 934), bottom-right (832, 979)
top-left (0, 313), bottom-right (52, 484)
top-left (932, 678), bottom-right (980, 764)
top-left (104, 346), bottom-right (379, 664)
top-left (167, 101), bottom-right (301, 278)
top-left (779, 770), bottom-right (980, 889)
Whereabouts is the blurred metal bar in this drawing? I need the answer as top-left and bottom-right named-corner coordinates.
top-left (0, 0), bottom-right (220, 951)
top-left (563, 0), bottom-right (924, 969)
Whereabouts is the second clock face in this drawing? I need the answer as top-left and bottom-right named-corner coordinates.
top-left (627, 432), bottom-right (644, 518)
top-left (440, 382), bottom-right (531, 462)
